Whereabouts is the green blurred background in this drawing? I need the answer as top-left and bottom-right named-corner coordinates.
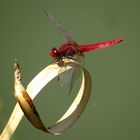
top-left (0, 0), bottom-right (139, 140)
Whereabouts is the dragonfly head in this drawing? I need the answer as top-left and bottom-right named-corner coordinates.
top-left (49, 48), bottom-right (60, 58)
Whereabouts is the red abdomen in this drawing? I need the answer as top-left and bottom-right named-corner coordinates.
top-left (78, 38), bottom-right (124, 53)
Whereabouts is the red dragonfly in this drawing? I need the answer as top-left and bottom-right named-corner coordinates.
top-left (45, 10), bottom-right (124, 94)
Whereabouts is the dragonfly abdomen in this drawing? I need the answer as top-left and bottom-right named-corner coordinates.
top-left (79, 38), bottom-right (124, 53)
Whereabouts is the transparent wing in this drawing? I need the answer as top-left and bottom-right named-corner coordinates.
top-left (45, 10), bottom-right (73, 42)
top-left (68, 63), bottom-right (82, 95)
top-left (58, 58), bottom-right (83, 95)
top-left (58, 67), bottom-right (73, 87)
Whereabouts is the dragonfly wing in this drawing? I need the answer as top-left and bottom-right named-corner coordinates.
top-left (57, 59), bottom-right (82, 95)
top-left (68, 63), bottom-right (82, 95)
top-left (74, 53), bottom-right (85, 67)
top-left (58, 67), bottom-right (73, 87)
top-left (45, 10), bottom-right (73, 42)
top-left (62, 53), bottom-right (84, 95)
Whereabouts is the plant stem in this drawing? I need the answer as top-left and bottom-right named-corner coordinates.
top-left (0, 103), bottom-right (24, 140)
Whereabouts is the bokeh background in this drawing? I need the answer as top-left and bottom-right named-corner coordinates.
top-left (0, 0), bottom-right (139, 140)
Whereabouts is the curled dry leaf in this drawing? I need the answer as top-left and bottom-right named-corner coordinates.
top-left (14, 59), bottom-right (91, 134)
top-left (14, 62), bottom-right (48, 132)
top-left (0, 58), bottom-right (91, 140)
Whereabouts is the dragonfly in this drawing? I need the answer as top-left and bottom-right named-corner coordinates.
top-left (45, 10), bottom-right (124, 94)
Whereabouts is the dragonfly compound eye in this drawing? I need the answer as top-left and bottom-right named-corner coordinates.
top-left (49, 48), bottom-right (60, 58)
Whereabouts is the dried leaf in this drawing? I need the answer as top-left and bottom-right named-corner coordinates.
top-left (0, 58), bottom-right (92, 140)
